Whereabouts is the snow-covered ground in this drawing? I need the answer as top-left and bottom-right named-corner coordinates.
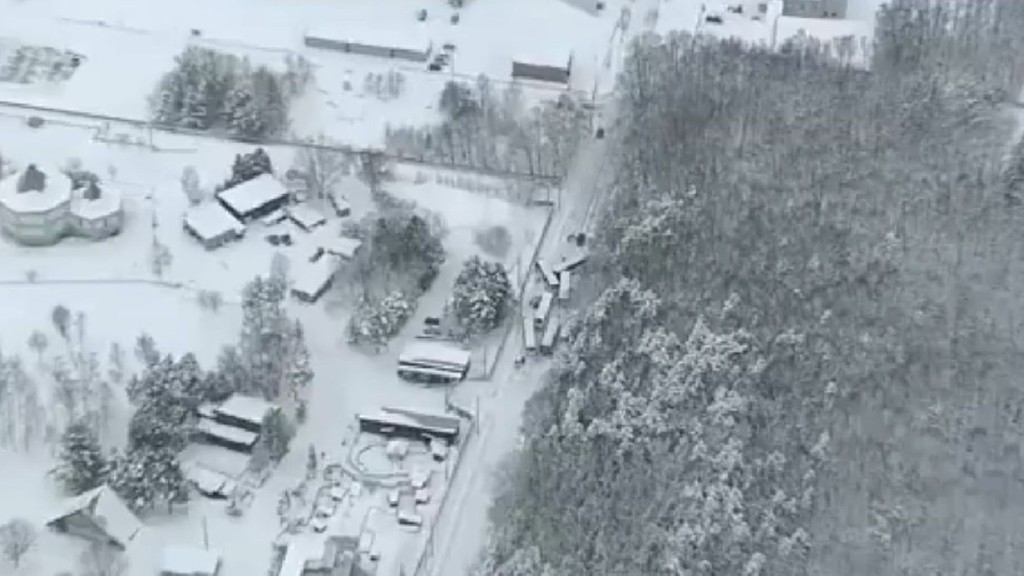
top-left (0, 101), bottom-right (546, 575)
top-left (0, 0), bottom-right (628, 147)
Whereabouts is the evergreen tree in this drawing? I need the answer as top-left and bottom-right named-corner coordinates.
top-left (260, 410), bottom-right (295, 461)
top-left (107, 449), bottom-right (156, 513)
top-left (239, 275), bottom-right (289, 399)
top-left (226, 83), bottom-right (264, 140)
top-left (451, 256), bottom-right (513, 336)
top-left (285, 320), bottom-right (314, 401)
top-left (53, 421), bottom-right (108, 495)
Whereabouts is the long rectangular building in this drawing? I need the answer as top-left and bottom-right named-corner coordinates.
top-left (305, 25), bottom-right (433, 62)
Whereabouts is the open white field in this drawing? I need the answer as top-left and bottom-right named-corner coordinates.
top-left (0, 0), bottom-right (628, 147)
top-left (0, 102), bottom-right (547, 575)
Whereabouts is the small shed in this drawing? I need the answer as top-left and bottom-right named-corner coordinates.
top-left (322, 236), bottom-right (362, 260)
top-left (184, 465), bottom-right (237, 499)
top-left (328, 192), bottom-right (351, 217)
top-left (213, 394), bottom-right (280, 433)
top-left (160, 545), bottom-right (221, 576)
top-left (511, 48), bottom-right (573, 84)
top-left (215, 174), bottom-right (290, 222)
top-left (195, 417), bottom-right (260, 453)
top-left (183, 203), bottom-right (246, 249)
top-left (291, 256), bottom-right (338, 303)
top-left (46, 485), bottom-right (141, 550)
top-left (287, 205), bottom-right (327, 232)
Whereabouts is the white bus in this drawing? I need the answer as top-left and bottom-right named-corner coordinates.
top-left (523, 316), bottom-right (537, 353)
top-left (534, 292), bottom-right (554, 330)
top-left (397, 341), bottom-right (472, 383)
top-left (558, 270), bottom-right (571, 302)
top-left (534, 259), bottom-right (560, 288)
top-left (540, 319), bottom-right (561, 355)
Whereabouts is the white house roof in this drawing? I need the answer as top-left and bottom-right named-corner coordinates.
top-left (70, 185), bottom-right (123, 221)
top-left (214, 394), bottom-right (277, 425)
top-left (0, 165), bottom-right (73, 214)
top-left (183, 464), bottom-right (232, 495)
top-left (196, 417), bottom-right (259, 446)
top-left (48, 485), bottom-right (141, 548)
top-left (160, 545), bottom-right (221, 576)
top-left (292, 255), bottom-right (338, 298)
top-left (322, 236), bottom-right (362, 259)
top-left (287, 205), bottom-right (327, 230)
top-left (216, 174), bottom-right (289, 217)
top-left (185, 202), bottom-right (245, 241)
top-left (512, 44), bottom-right (574, 69)
top-left (399, 341), bottom-right (472, 368)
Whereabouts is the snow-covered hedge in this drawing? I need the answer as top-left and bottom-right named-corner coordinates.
top-left (451, 256), bottom-right (513, 336)
top-left (347, 291), bottom-right (415, 345)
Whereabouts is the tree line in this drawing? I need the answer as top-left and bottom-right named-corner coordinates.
top-left (478, 0), bottom-right (1024, 575)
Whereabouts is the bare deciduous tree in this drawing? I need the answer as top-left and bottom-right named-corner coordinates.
top-left (0, 517), bottom-right (36, 568)
top-left (294, 136), bottom-right (350, 200)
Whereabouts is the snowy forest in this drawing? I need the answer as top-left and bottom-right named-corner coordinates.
top-left (385, 77), bottom-right (590, 178)
top-left (150, 46), bottom-right (313, 141)
top-left (478, 0), bottom-right (1024, 575)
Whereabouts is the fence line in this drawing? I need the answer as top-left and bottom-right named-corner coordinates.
top-left (0, 98), bottom-right (561, 183)
top-left (407, 398), bottom-right (479, 576)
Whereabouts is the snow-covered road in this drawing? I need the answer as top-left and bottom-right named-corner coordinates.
top-left (420, 1), bottom-right (658, 574)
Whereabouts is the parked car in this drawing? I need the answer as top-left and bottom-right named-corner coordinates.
top-left (428, 62), bottom-right (442, 72)
top-left (705, 13), bottom-right (724, 23)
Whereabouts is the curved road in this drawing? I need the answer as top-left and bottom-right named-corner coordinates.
top-left (422, 1), bottom-right (662, 574)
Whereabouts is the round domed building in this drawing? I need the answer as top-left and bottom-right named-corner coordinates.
top-left (0, 164), bottom-right (123, 246)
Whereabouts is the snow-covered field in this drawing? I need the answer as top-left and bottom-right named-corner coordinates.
top-left (0, 0), bottom-right (628, 147)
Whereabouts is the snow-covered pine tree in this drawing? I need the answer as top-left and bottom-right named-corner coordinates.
top-left (214, 345), bottom-right (249, 397)
top-left (285, 320), bottom-right (314, 401)
top-left (251, 66), bottom-right (288, 137)
top-left (181, 79), bottom-right (210, 129)
top-left (260, 409), bottom-right (295, 461)
top-left (226, 82), bottom-right (264, 140)
top-left (53, 421), bottom-right (108, 495)
top-left (144, 446), bottom-right (189, 512)
top-left (239, 275), bottom-right (289, 399)
top-left (108, 449), bottom-right (156, 513)
top-left (451, 256), bottom-right (512, 336)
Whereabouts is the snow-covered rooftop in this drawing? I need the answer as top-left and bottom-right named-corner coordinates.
top-left (48, 485), bottom-right (142, 549)
top-left (292, 255), bottom-right (338, 298)
top-left (322, 236), bottom-right (362, 259)
top-left (287, 204), bottom-right (327, 230)
top-left (0, 164), bottom-right (73, 214)
top-left (214, 394), bottom-right (278, 425)
top-left (196, 417), bottom-right (259, 446)
top-left (304, 23), bottom-right (432, 55)
top-left (70, 184), bottom-right (123, 221)
top-left (184, 202), bottom-right (246, 241)
top-left (399, 341), bottom-right (472, 368)
top-left (512, 45), bottom-right (574, 68)
top-left (183, 464), bottom-right (235, 496)
top-left (160, 545), bottom-right (221, 576)
top-left (216, 174), bottom-right (289, 217)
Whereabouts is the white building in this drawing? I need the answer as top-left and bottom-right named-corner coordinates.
top-left (184, 202), bottom-right (246, 249)
top-left (291, 255), bottom-right (339, 303)
top-left (322, 236), bottom-right (362, 260)
top-left (287, 205), bottom-right (327, 232)
top-left (511, 47), bottom-right (573, 84)
top-left (304, 25), bottom-right (433, 62)
top-left (215, 174), bottom-right (291, 222)
top-left (0, 164), bottom-right (124, 246)
top-left (46, 485), bottom-right (141, 550)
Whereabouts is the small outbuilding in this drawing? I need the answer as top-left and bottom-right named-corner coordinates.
top-left (46, 485), bottom-right (141, 550)
top-left (160, 545), bottom-right (222, 576)
top-left (213, 394), bottom-right (280, 433)
top-left (511, 49), bottom-right (573, 84)
top-left (195, 417), bottom-right (260, 453)
top-left (287, 205), bottom-right (327, 232)
top-left (358, 406), bottom-right (461, 443)
top-left (291, 256), bottom-right (338, 303)
top-left (215, 174), bottom-right (291, 222)
top-left (183, 202), bottom-right (246, 249)
top-left (322, 236), bottom-right (362, 260)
